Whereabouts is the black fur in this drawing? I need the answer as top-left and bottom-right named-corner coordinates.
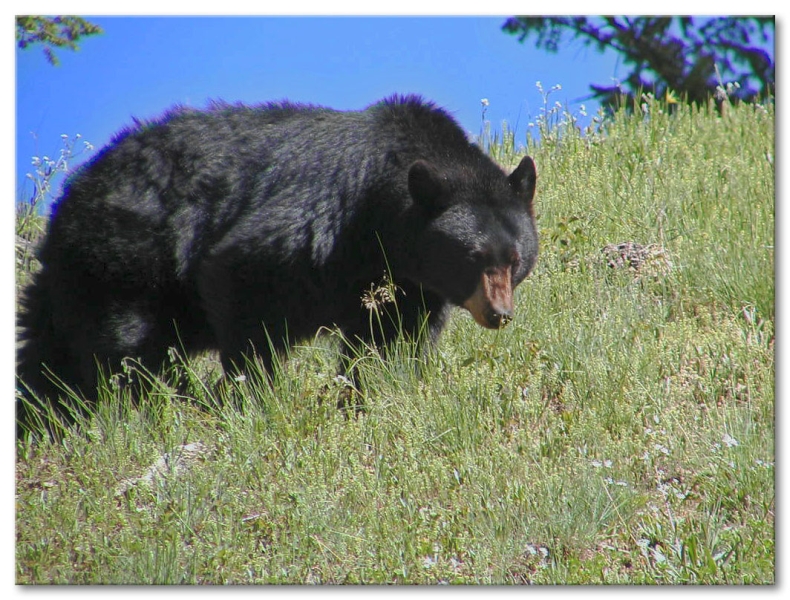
top-left (17, 95), bottom-right (538, 428)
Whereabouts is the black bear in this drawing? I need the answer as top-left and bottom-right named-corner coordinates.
top-left (17, 94), bottom-right (538, 427)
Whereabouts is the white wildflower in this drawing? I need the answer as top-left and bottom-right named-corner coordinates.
top-left (422, 555), bottom-right (437, 569)
top-left (654, 443), bottom-right (670, 456)
top-left (722, 433), bottom-right (739, 448)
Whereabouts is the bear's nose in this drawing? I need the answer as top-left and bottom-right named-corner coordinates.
top-left (487, 307), bottom-right (513, 329)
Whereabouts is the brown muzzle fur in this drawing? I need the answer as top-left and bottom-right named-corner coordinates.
top-left (462, 266), bottom-right (514, 329)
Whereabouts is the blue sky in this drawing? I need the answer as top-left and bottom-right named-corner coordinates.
top-left (16, 15), bottom-right (628, 204)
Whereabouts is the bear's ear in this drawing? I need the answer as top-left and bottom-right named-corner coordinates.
top-left (507, 155), bottom-right (537, 213)
top-left (408, 160), bottom-right (445, 213)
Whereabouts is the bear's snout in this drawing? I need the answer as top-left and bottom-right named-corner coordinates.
top-left (462, 266), bottom-right (514, 329)
top-left (488, 306), bottom-right (514, 329)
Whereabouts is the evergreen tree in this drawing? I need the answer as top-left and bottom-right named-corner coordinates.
top-left (16, 16), bottom-right (103, 66)
top-left (502, 16), bottom-right (774, 109)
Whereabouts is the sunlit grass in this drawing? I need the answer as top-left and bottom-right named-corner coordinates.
top-left (16, 94), bottom-right (774, 584)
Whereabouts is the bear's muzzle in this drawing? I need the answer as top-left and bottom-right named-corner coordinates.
top-left (462, 266), bottom-right (514, 329)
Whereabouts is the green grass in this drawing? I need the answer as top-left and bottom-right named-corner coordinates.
top-left (15, 96), bottom-right (774, 584)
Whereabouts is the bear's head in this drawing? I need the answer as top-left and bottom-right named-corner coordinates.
top-left (407, 155), bottom-right (538, 329)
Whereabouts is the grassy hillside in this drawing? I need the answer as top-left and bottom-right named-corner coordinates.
top-left (15, 95), bottom-right (774, 584)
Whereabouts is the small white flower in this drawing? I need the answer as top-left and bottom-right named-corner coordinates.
top-left (480, 98), bottom-right (489, 107)
top-left (333, 374), bottom-right (352, 387)
top-left (722, 434), bottom-right (739, 448)
top-left (605, 477), bottom-right (629, 487)
top-left (654, 444), bottom-right (670, 456)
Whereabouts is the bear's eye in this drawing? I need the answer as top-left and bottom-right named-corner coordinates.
top-left (469, 249), bottom-right (491, 267)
